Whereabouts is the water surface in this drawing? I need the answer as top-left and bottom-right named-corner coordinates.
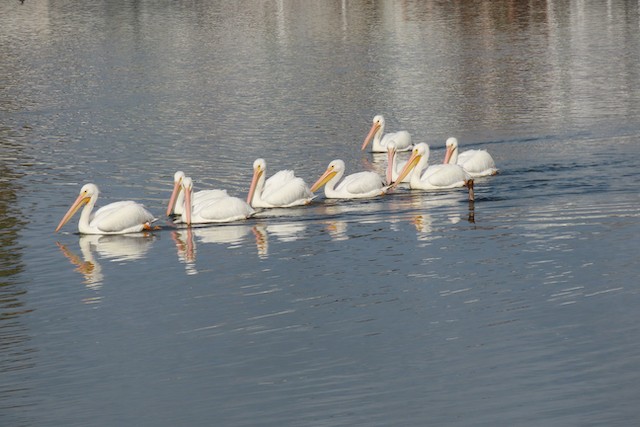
top-left (1, 1), bottom-right (640, 426)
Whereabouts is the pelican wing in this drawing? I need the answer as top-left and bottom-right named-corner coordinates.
top-left (342, 171), bottom-right (384, 194)
top-left (262, 171), bottom-right (312, 206)
top-left (193, 189), bottom-right (229, 202)
top-left (91, 201), bottom-right (155, 233)
top-left (381, 131), bottom-right (412, 151)
top-left (458, 150), bottom-right (497, 176)
top-left (93, 201), bottom-right (136, 219)
top-left (423, 165), bottom-right (469, 187)
top-left (192, 197), bottom-right (254, 223)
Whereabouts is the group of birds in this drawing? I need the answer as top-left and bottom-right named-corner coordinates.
top-left (55, 115), bottom-right (498, 235)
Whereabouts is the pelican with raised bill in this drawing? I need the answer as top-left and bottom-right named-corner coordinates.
top-left (311, 159), bottom-right (387, 199)
top-left (392, 143), bottom-right (471, 191)
top-left (167, 170), bottom-right (230, 216)
top-left (362, 114), bottom-right (412, 152)
top-left (385, 141), bottom-right (411, 185)
top-left (443, 137), bottom-right (498, 178)
top-left (246, 158), bottom-right (314, 208)
top-left (174, 176), bottom-right (254, 225)
top-left (55, 183), bottom-right (157, 234)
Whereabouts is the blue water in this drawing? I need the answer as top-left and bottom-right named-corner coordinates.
top-left (1, 1), bottom-right (640, 426)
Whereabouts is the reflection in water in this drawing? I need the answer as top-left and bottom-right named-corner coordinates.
top-left (56, 234), bottom-right (156, 298)
top-left (172, 229), bottom-right (197, 275)
top-left (0, 129), bottom-right (34, 427)
top-left (57, 241), bottom-right (103, 290)
top-left (173, 221), bottom-right (308, 267)
top-left (253, 222), bottom-right (307, 259)
top-left (324, 220), bottom-right (349, 241)
top-left (317, 201), bottom-right (384, 241)
top-left (3, 1), bottom-right (640, 425)
top-left (172, 225), bottom-right (259, 272)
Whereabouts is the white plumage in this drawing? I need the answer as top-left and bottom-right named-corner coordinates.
top-left (55, 183), bottom-right (156, 235)
top-left (444, 137), bottom-right (498, 178)
top-left (393, 143), bottom-right (470, 190)
top-left (362, 115), bottom-right (412, 152)
top-left (174, 177), bottom-right (254, 225)
top-left (247, 158), bottom-right (314, 208)
top-left (311, 159), bottom-right (387, 199)
top-left (167, 171), bottom-right (229, 216)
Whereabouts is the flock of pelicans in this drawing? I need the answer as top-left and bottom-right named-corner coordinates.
top-left (55, 115), bottom-right (498, 235)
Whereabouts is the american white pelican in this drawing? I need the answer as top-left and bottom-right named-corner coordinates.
top-left (167, 171), bottom-right (229, 216)
top-left (392, 143), bottom-right (471, 191)
top-left (362, 115), bottom-right (412, 152)
top-left (55, 183), bottom-right (156, 235)
top-left (443, 137), bottom-right (498, 178)
top-left (311, 159), bottom-right (388, 199)
top-left (246, 158), bottom-right (314, 208)
top-left (385, 142), bottom-right (411, 184)
top-left (175, 176), bottom-right (254, 225)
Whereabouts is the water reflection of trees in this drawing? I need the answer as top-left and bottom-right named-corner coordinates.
top-left (0, 128), bottom-right (34, 426)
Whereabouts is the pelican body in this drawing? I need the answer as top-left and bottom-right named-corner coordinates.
top-left (311, 159), bottom-right (387, 199)
top-left (167, 171), bottom-right (229, 216)
top-left (362, 115), bottom-right (412, 152)
top-left (175, 177), bottom-right (254, 225)
top-left (55, 183), bottom-right (156, 235)
top-left (247, 159), bottom-right (314, 208)
top-left (443, 137), bottom-right (498, 178)
top-left (393, 143), bottom-right (470, 190)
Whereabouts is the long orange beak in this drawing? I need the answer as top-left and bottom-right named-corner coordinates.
top-left (310, 168), bottom-right (337, 193)
top-left (386, 146), bottom-right (396, 185)
top-left (391, 151), bottom-right (421, 188)
top-left (166, 181), bottom-right (182, 216)
top-left (55, 193), bottom-right (90, 232)
top-left (246, 167), bottom-right (262, 205)
top-left (361, 122), bottom-right (380, 150)
top-left (185, 188), bottom-right (192, 226)
top-left (443, 146), bottom-right (455, 164)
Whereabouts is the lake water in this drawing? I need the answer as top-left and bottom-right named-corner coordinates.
top-left (2, 1), bottom-right (640, 426)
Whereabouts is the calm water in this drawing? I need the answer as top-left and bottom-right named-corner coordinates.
top-left (2, 1), bottom-right (640, 426)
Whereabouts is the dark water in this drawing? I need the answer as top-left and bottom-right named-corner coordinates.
top-left (2, 1), bottom-right (640, 426)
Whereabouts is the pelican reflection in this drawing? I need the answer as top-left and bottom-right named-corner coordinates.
top-left (172, 224), bottom-right (266, 268)
top-left (252, 221), bottom-right (307, 258)
top-left (56, 233), bottom-right (156, 296)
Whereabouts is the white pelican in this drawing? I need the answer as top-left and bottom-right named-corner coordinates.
top-left (55, 183), bottom-right (157, 235)
top-left (392, 143), bottom-right (471, 191)
top-left (362, 114), bottom-right (412, 152)
top-left (385, 141), bottom-right (410, 184)
top-left (443, 137), bottom-right (498, 178)
top-left (167, 171), bottom-right (229, 216)
top-left (246, 158), bottom-right (314, 208)
top-left (175, 176), bottom-right (254, 225)
top-left (311, 159), bottom-right (387, 199)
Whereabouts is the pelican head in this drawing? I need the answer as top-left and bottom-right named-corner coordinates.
top-left (311, 159), bottom-right (344, 192)
top-left (362, 115), bottom-right (385, 150)
top-left (247, 158), bottom-right (266, 205)
top-left (55, 183), bottom-right (99, 232)
top-left (181, 176), bottom-right (194, 226)
top-left (391, 143), bottom-right (430, 187)
top-left (444, 137), bottom-right (459, 164)
top-left (167, 170), bottom-right (186, 216)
